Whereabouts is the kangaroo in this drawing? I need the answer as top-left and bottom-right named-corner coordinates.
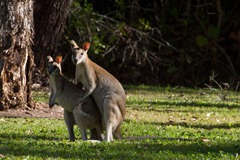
top-left (70, 40), bottom-right (126, 142)
top-left (46, 56), bottom-right (103, 141)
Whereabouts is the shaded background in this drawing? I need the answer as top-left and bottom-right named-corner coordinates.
top-left (54, 0), bottom-right (240, 87)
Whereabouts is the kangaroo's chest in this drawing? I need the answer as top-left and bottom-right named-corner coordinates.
top-left (76, 65), bottom-right (94, 88)
top-left (76, 66), bottom-right (84, 80)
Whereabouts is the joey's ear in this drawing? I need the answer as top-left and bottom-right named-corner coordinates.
top-left (55, 55), bottom-right (62, 64)
top-left (70, 40), bottom-right (79, 50)
top-left (82, 42), bottom-right (90, 51)
top-left (47, 56), bottom-right (54, 63)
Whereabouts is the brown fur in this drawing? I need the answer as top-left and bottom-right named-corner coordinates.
top-left (47, 56), bottom-right (103, 141)
top-left (71, 40), bottom-right (126, 142)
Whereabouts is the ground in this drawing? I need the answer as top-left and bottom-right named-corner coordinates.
top-left (0, 81), bottom-right (64, 119)
top-left (0, 102), bottom-right (64, 119)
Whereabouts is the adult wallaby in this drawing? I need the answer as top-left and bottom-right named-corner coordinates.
top-left (47, 56), bottom-right (103, 141)
top-left (70, 40), bottom-right (126, 142)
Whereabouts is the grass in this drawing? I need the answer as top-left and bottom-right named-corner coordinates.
top-left (0, 85), bottom-right (240, 159)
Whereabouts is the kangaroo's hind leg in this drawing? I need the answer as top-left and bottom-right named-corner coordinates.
top-left (113, 124), bottom-right (122, 139)
top-left (102, 95), bottom-right (123, 142)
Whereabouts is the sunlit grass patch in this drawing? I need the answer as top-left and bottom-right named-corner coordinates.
top-left (32, 91), bottom-right (49, 103)
top-left (0, 85), bottom-right (240, 159)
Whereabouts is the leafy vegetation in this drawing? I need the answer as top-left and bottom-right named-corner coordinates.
top-left (63, 0), bottom-right (240, 86)
top-left (0, 86), bottom-right (240, 159)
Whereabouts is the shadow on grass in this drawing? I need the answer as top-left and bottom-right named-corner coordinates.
top-left (124, 118), bottom-right (240, 130)
top-left (0, 132), bottom-right (239, 159)
top-left (124, 85), bottom-right (199, 94)
top-left (129, 100), bottom-right (240, 109)
top-left (155, 100), bottom-right (239, 109)
top-left (143, 120), bottom-right (240, 130)
top-left (0, 132), bottom-right (62, 141)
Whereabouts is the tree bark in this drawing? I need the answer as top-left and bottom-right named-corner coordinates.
top-left (33, 0), bottom-right (72, 69)
top-left (0, 0), bottom-right (34, 110)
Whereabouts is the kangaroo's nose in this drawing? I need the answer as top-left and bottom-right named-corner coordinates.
top-left (73, 58), bottom-right (78, 64)
top-left (72, 55), bottom-right (78, 64)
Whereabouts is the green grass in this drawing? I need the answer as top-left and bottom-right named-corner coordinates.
top-left (0, 85), bottom-right (240, 159)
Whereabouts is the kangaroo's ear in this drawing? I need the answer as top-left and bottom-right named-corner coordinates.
top-left (83, 42), bottom-right (90, 51)
top-left (55, 55), bottom-right (62, 64)
top-left (70, 40), bottom-right (79, 50)
top-left (47, 56), bottom-right (54, 63)
top-left (46, 56), bottom-right (54, 75)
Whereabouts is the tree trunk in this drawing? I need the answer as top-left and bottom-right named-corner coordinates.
top-left (33, 0), bottom-right (72, 69)
top-left (0, 0), bottom-right (34, 110)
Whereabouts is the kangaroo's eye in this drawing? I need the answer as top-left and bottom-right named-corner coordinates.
top-left (81, 53), bottom-right (84, 55)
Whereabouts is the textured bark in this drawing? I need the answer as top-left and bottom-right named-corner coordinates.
top-left (0, 0), bottom-right (34, 110)
top-left (33, 0), bottom-right (71, 69)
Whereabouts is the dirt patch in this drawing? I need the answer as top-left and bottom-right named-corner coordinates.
top-left (0, 73), bottom-right (65, 119)
top-left (0, 102), bottom-right (64, 119)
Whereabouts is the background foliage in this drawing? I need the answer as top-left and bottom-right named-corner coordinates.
top-left (62, 0), bottom-right (240, 87)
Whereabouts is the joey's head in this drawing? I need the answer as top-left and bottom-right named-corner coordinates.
top-left (46, 56), bottom-right (62, 76)
top-left (70, 40), bottom-right (90, 65)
